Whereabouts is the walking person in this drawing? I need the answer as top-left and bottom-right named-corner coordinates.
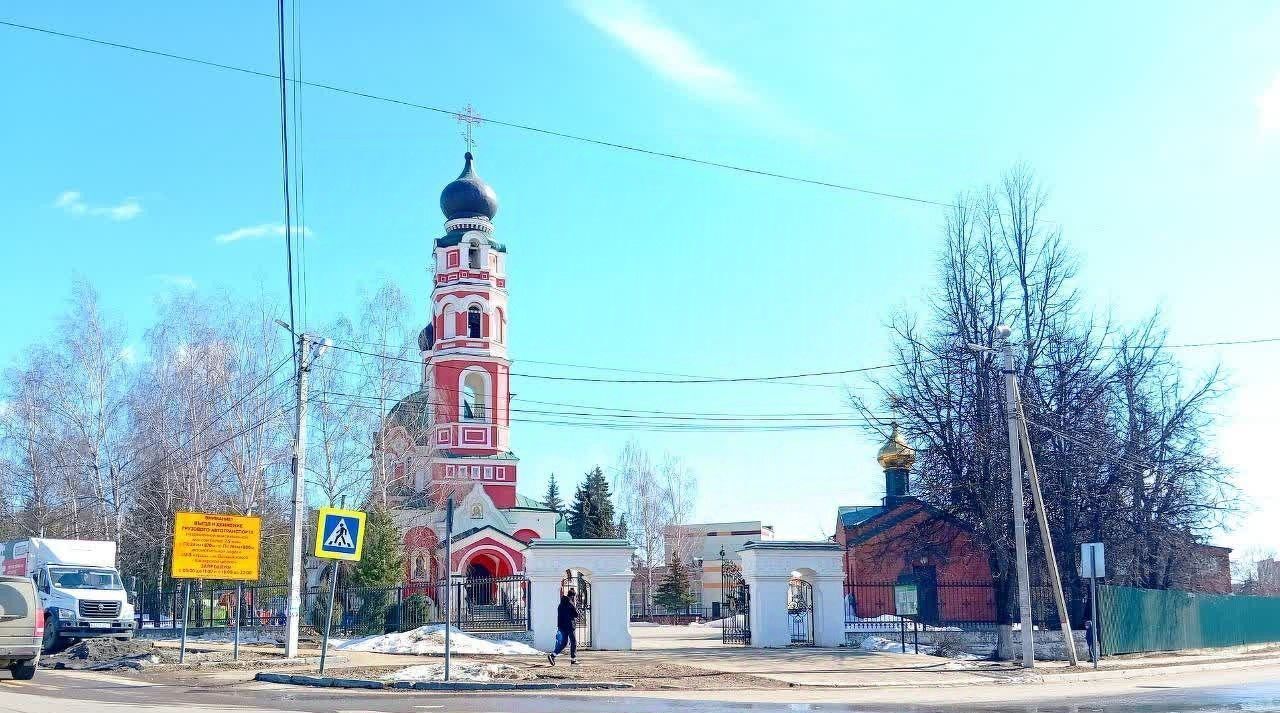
top-left (546, 589), bottom-right (580, 666)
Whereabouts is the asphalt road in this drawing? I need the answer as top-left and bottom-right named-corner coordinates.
top-left (2, 668), bottom-right (1280, 712)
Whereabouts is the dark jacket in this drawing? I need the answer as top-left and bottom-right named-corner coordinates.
top-left (557, 596), bottom-right (579, 631)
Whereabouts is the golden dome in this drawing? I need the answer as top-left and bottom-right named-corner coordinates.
top-left (876, 423), bottom-right (916, 470)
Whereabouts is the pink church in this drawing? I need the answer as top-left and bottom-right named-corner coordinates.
top-left (377, 152), bottom-right (569, 586)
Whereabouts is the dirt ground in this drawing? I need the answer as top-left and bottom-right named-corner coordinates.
top-left (293, 655), bottom-right (792, 690)
top-left (40, 638), bottom-right (288, 672)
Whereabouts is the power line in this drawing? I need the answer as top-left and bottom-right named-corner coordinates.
top-left (314, 362), bottom-right (882, 420)
top-left (0, 20), bottom-right (953, 211)
top-left (315, 388), bottom-right (900, 424)
top-left (290, 0), bottom-right (310, 331)
top-left (310, 396), bottom-right (871, 432)
top-left (327, 336), bottom-right (852, 391)
top-left (1122, 337), bottom-right (1280, 350)
top-left (325, 342), bottom-right (935, 384)
top-left (1024, 419), bottom-right (1154, 474)
top-left (115, 358), bottom-right (295, 491)
top-left (273, 4), bottom-right (299, 370)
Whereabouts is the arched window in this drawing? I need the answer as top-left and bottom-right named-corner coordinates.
top-left (462, 370), bottom-right (487, 421)
top-left (413, 555), bottom-right (425, 579)
top-left (494, 307), bottom-right (505, 344)
top-left (467, 304), bottom-right (482, 338)
top-left (442, 305), bottom-right (456, 338)
top-left (468, 241), bottom-right (481, 269)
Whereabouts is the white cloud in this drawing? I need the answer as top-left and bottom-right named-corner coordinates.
top-left (154, 273), bottom-right (198, 290)
top-left (1259, 72), bottom-right (1280, 136)
top-left (214, 223), bottom-right (312, 244)
top-left (53, 190), bottom-right (143, 221)
top-left (571, 0), bottom-right (759, 107)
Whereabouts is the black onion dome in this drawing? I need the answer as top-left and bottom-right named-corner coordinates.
top-left (439, 152), bottom-right (498, 221)
top-left (417, 323), bottom-right (434, 352)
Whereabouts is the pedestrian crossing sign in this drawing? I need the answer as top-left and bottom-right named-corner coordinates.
top-left (314, 507), bottom-right (366, 561)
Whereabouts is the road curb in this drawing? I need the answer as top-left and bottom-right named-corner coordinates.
top-left (254, 672), bottom-right (633, 691)
top-left (1029, 654), bottom-right (1280, 684)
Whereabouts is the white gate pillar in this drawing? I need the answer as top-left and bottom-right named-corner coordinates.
top-left (524, 539), bottom-right (635, 651)
top-left (738, 541), bottom-right (846, 648)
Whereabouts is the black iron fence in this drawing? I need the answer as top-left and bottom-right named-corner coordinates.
top-left (629, 603), bottom-right (706, 623)
top-left (134, 576), bottom-right (531, 636)
top-left (844, 581), bottom-right (1067, 633)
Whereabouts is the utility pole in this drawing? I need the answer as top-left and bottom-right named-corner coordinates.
top-left (443, 496), bottom-right (454, 681)
top-left (1017, 415), bottom-right (1079, 666)
top-left (282, 327), bottom-right (330, 659)
top-left (998, 325), bottom-right (1036, 668)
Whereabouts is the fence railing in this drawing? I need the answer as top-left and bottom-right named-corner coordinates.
top-left (134, 576), bottom-right (531, 636)
top-left (843, 581), bottom-right (1067, 631)
top-left (629, 603), bottom-right (706, 623)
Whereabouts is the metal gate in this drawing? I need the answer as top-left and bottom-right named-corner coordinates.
top-left (561, 572), bottom-right (591, 649)
top-left (721, 558), bottom-right (751, 645)
top-left (788, 578), bottom-right (815, 646)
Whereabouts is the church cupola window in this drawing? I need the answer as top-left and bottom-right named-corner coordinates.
top-left (494, 307), bottom-right (505, 343)
top-left (468, 240), bottom-right (482, 269)
top-left (467, 304), bottom-right (482, 338)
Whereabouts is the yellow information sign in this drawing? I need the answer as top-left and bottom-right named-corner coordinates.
top-left (171, 512), bottom-right (262, 580)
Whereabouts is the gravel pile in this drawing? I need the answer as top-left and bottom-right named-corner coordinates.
top-left (41, 638), bottom-right (282, 671)
top-left (42, 639), bottom-right (175, 670)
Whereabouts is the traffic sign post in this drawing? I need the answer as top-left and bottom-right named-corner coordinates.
top-left (170, 512), bottom-right (262, 663)
top-left (314, 507), bottom-right (366, 674)
top-left (1081, 542), bottom-right (1105, 668)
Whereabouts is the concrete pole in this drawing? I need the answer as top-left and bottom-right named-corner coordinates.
top-left (284, 333), bottom-right (328, 659)
top-left (443, 497), bottom-right (454, 681)
top-left (1017, 411), bottom-right (1079, 666)
top-left (999, 327), bottom-right (1036, 668)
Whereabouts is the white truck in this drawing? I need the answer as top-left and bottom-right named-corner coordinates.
top-left (1, 539), bottom-right (134, 652)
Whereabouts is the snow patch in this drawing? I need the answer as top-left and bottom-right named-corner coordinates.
top-left (385, 662), bottom-right (529, 683)
top-left (333, 624), bottom-right (539, 656)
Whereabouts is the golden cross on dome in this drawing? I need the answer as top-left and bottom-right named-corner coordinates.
top-left (455, 103), bottom-right (483, 153)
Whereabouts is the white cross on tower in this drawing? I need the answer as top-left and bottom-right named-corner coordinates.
top-left (455, 103), bottom-right (483, 153)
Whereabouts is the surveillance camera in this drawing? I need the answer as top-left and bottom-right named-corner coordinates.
top-left (995, 325), bottom-right (1012, 338)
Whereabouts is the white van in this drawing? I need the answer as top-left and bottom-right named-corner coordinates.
top-left (0, 575), bottom-right (42, 679)
top-left (2, 539), bottom-right (134, 652)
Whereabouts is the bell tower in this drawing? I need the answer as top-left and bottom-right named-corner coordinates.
top-left (417, 151), bottom-right (517, 508)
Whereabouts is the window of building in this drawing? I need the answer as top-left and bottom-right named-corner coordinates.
top-left (467, 304), bottom-right (482, 338)
top-left (442, 305), bottom-right (456, 338)
top-left (462, 370), bottom-right (487, 421)
top-left (468, 241), bottom-right (481, 269)
top-left (494, 307), bottom-right (504, 343)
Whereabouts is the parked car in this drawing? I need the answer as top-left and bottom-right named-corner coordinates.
top-left (0, 575), bottom-right (43, 680)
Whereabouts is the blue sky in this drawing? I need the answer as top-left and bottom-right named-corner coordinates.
top-left (2, 2), bottom-right (1278, 554)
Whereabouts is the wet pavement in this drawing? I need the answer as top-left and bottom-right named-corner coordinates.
top-left (1, 669), bottom-right (1279, 713)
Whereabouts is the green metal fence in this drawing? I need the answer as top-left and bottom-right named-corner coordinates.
top-left (1098, 584), bottom-right (1280, 654)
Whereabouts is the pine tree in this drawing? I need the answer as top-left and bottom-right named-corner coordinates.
top-left (350, 506), bottom-right (404, 587)
top-left (653, 553), bottom-right (697, 611)
top-left (542, 473), bottom-right (565, 513)
top-left (617, 512), bottom-right (629, 540)
top-left (347, 506), bottom-right (405, 634)
top-left (568, 466), bottom-right (619, 539)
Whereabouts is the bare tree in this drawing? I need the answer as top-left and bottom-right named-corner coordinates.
top-left (854, 166), bottom-right (1233, 658)
top-left (355, 279), bottom-right (415, 507)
